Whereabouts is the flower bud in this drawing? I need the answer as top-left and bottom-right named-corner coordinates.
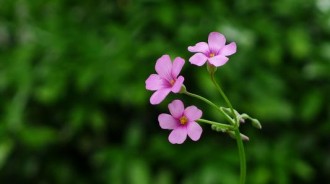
top-left (227, 131), bottom-right (249, 141)
top-left (239, 113), bottom-right (261, 129)
top-left (227, 131), bottom-right (236, 139)
top-left (251, 119), bottom-right (262, 129)
top-left (240, 133), bottom-right (250, 141)
top-left (211, 125), bottom-right (226, 132)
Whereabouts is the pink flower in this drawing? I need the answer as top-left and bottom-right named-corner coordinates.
top-left (145, 55), bottom-right (185, 105)
top-left (158, 100), bottom-right (203, 144)
top-left (188, 32), bottom-right (237, 67)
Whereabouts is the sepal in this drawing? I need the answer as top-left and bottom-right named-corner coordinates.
top-left (179, 85), bottom-right (187, 93)
top-left (207, 63), bottom-right (217, 74)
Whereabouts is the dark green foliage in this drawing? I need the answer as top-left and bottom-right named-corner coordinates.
top-left (0, 0), bottom-right (329, 183)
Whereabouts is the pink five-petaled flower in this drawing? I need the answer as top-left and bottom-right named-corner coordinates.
top-left (188, 32), bottom-right (237, 67)
top-left (145, 55), bottom-right (185, 105)
top-left (158, 100), bottom-right (203, 144)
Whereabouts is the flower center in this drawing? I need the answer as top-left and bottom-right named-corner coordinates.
top-left (179, 116), bottom-right (188, 125)
top-left (170, 79), bottom-right (175, 86)
top-left (209, 53), bottom-right (215, 58)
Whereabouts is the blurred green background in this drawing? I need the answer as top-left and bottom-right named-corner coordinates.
top-left (0, 0), bottom-right (330, 183)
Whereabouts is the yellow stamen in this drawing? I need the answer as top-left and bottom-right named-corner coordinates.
top-left (170, 79), bottom-right (175, 86)
top-left (209, 53), bottom-right (215, 58)
top-left (179, 116), bottom-right (188, 125)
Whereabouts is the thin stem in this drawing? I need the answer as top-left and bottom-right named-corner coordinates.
top-left (197, 119), bottom-right (233, 130)
top-left (182, 91), bottom-right (234, 124)
top-left (210, 74), bottom-right (238, 125)
top-left (235, 129), bottom-right (246, 184)
top-left (210, 73), bottom-right (246, 184)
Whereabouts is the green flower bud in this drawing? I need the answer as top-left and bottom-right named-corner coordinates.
top-left (211, 124), bottom-right (217, 131)
top-left (251, 119), bottom-right (262, 129)
top-left (211, 125), bottom-right (226, 132)
top-left (239, 113), bottom-right (262, 129)
top-left (227, 131), bottom-right (236, 139)
top-left (240, 133), bottom-right (250, 141)
top-left (227, 131), bottom-right (249, 141)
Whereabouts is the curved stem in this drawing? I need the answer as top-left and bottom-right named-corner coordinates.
top-left (197, 119), bottom-right (233, 130)
top-left (235, 129), bottom-right (246, 184)
top-left (210, 73), bottom-right (246, 184)
top-left (182, 91), bottom-right (234, 124)
top-left (210, 74), bottom-right (238, 125)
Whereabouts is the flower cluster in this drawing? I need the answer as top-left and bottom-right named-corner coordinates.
top-left (145, 32), bottom-right (261, 184)
top-left (145, 32), bottom-right (240, 144)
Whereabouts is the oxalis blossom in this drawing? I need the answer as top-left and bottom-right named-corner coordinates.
top-left (158, 99), bottom-right (203, 144)
top-left (145, 55), bottom-right (185, 105)
top-left (188, 32), bottom-right (237, 67)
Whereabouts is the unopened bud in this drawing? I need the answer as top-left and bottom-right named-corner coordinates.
top-left (227, 131), bottom-right (236, 139)
top-left (227, 131), bottom-right (249, 141)
top-left (211, 125), bottom-right (226, 132)
top-left (240, 133), bottom-right (250, 141)
top-left (251, 119), bottom-right (262, 129)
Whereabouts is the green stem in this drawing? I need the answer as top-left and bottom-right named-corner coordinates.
top-left (235, 129), bottom-right (246, 184)
top-left (210, 73), bottom-right (246, 184)
top-left (182, 91), bottom-right (234, 124)
top-left (210, 74), bottom-right (238, 124)
top-left (197, 119), bottom-right (233, 130)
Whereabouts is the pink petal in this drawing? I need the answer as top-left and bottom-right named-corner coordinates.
top-left (188, 42), bottom-right (209, 54)
top-left (171, 76), bottom-right (184, 93)
top-left (208, 55), bottom-right (229, 67)
top-left (189, 53), bottom-right (208, 66)
top-left (184, 106), bottom-right (202, 121)
top-left (171, 57), bottom-right (185, 78)
top-left (168, 126), bottom-right (187, 144)
top-left (158, 113), bottom-right (178, 130)
top-left (208, 32), bottom-right (226, 53)
top-left (150, 88), bottom-right (171, 105)
top-left (155, 55), bottom-right (173, 81)
top-left (219, 42), bottom-right (237, 56)
top-left (168, 99), bottom-right (184, 118)
top-left (145, 74), bottom-right (165, 91)
top-left (187, 121), bottom-right (202, 141)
